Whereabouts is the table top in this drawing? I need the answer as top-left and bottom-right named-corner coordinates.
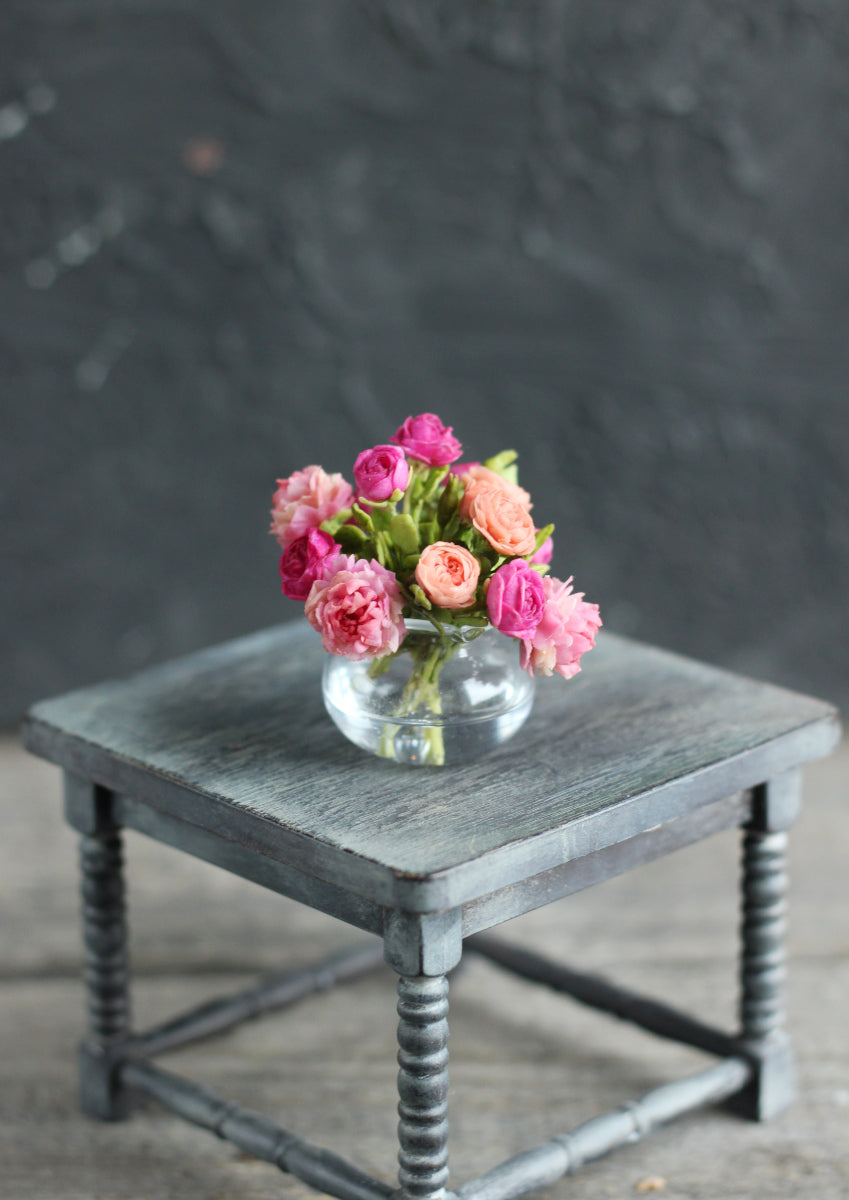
top-left (23, 622), bottom-right (840, 912)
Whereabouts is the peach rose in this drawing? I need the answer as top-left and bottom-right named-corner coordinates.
top-left (415, 542), bottom-right (481, 609)
top-left (459, 465), bottom-right (532, 522)
top-left (465, 488), bottom-right (536, 557)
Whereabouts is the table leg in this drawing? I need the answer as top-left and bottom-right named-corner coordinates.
top-left (736, 773), bottom-right (800, 1120)
top-left (65, 774), bottom-right (133, 1120)
top-left (396, 974), bottom-right (450, 1200)
top-left (80, 827), bottom-right (131, 1045)
top-left (740, 826), bottom-right (788, 1044)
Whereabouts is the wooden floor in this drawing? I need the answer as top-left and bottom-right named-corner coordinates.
top-left (2, 731), bottom-right (847, 1200)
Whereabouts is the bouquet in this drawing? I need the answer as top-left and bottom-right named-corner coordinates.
top-left (270, 412), bottom-right (601, 762)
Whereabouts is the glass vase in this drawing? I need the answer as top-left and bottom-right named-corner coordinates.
top-left (321, 619), bottom-right (535, 766)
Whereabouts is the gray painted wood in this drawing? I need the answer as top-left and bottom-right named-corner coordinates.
top-left (16, 633), bottom-right (843, 1196)
top-left (79, 828), bottom-right (131, 1047)
top-left (461, 791), bottom-right (751, 935)
top-left (740, 831), bottom-right (789, 1043)
top-left (396, 976), bottom-right (451, 1200)
top-left (22, 623), bottom-right (841, 914)
top-left (4, 734), bottom-right (849, 1200)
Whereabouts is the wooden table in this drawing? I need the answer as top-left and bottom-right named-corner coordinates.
top-left (22, 622), bottom-right (841, 1200)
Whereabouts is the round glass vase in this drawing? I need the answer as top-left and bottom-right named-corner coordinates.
top-left (321, 619), bottom-right (535, 766)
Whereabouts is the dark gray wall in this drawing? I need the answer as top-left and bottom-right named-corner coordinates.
top-left (2, 1), bottom-right (848, 723)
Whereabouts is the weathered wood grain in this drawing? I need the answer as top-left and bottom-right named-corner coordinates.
top-left (21, 624), bottom-right (840, 914)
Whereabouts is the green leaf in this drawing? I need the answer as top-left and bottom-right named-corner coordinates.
top-left (319, 507), bottom-right (353, 535)
top-left (373, 531), bottom-right (391, 567)
top-left (437, 472), bottom-right (462, 525)
top-left (422, 465), bottom-right (450, 501)
top-left (351, 502), bottom-right (375, 532)
top-left (371, 505), bottom-right (394, 535)
top-left (533, 523), bottom-right (554, 553)
top-left (441, 512), bottom-right (461, 543)
top-left (457, 525), bottom-right (491, 556)
top-left (483, 449), bottom-right (518, 475)
top-left (410, 584), bottom-right (432, 610)
top-left (423, 518), bottom-right (440, 547)
top-left (335, 524), bottom-right (370, 552)
top-left (441, 609), bottom-right (489, 628)
top-left (389, 513), bottom-right (420, 556)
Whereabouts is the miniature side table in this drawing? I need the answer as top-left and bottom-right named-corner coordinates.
top-left (23, 623), bottom-right (840, 1200)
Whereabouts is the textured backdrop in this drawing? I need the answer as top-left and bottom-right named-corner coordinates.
top-left (2, 1), bottom-right (848, 723)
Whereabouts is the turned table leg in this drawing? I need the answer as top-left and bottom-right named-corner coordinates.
top-left (384, 909), bottom-right (461, 1200)
top-left (396, 974), bottom-right (450, 1200)
top-left (65, 774), bottom-right (133, 1120)
top-left (736, 772), bottom-right (800, 1120)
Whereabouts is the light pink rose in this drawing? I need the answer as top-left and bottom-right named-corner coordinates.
top-left (391, 413), bottom-right (462, 466)
top-left (279, 529), bottom-right (340, 602)
top-left (486, 559), bottom-right (546, 639)
top-left (531, 535), bottom-right (553, 566)
top-left (305, 554), bottom-right (405, 660)
top-left (464, 487), bottom-right (537, 557)
top-left (520, 576), bottom-right (602, 679)
top-left (353, 444), bottom-right (409, 502)
top-left (270, 466), bottom-right (353, 547)
top-left (459, 465), bottom-right (532, 519)
top-left (415, 542), bottom-right (480, 610)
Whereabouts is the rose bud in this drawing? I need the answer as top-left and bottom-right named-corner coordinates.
top-left (353, 444), bottom-right (409, 502)
top-left (391, 413), bottom-right (462, 466)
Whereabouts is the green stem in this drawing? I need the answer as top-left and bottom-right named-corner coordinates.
top-left (376, 629), bottom-right (466, 766)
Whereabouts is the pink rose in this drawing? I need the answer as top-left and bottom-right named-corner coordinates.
top-left (353, 444), bottom-right (409, 502)
top-left (279, 529), bottom-right (340, 602)
top-left (531, 535), bottom-right (553, 566)
top-left (391, 413), bottom-right (462, 466)
top-left (486, 559), bottom-right (546, 639)
top-left (270, 466), bottom-right (353, 547)
top-left (520, 576), bottom-right (602, 679)
top-left (305, 554), bottom-right (405, 660)
top-left (415, 542), bottom-right (480, 610)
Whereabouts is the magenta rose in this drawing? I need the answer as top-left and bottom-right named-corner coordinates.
top-left (353, 444), bottom-right (409, 502)
top-left (531, 535), bottom-right (554, 566)
top-left (486, 559), bottom-right (546, 639)
top-left (391, 413), bottom-right (462, 466)
top-left (447, 460), bottom-right (480, 480)
top-left (520, 576), bottom-right (602, 679)
top-left (279, 529), bottom-right (340, 601)
top-left (305, 554), bottom-right (406, 660)
top-left (270, 465), bottom-right (353, 547)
